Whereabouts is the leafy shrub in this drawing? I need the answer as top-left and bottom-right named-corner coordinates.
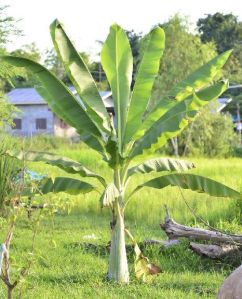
top-left (180, 106), bottom-right (238, 157)
top-left (161, 104), bottom-right (238, 157)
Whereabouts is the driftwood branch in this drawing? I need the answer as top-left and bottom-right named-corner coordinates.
top-left (158, 206), bottom-right (242, 258)
top-left (160, 208), bottom-right (242, 246)
top-left (190, 242), bottom-right (238, 258)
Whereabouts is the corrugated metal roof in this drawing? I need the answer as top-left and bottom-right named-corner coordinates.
top-left (7, 87), bottom-right (113, 107)
top-left (7, 88), bottom-right (45, 105)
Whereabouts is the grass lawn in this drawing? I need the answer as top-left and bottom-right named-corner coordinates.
top-left (0, 144), bottom-right (242, 298)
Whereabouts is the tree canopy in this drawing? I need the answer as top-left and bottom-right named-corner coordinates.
top-left (197, 13), bottom-right (242, 53)
top-left (0, 5), bottom-right (23, 87)
top-left (150, 15), bottom-right (217, 104)
top-left (0, 5), bottom-right (23, 127)
top-left (197, 13), bottom-right (242, 84)
top-left (0, 5), bottom-right (21, 48)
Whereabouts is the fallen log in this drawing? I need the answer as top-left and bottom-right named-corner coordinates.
top-left (160, 208), bottom-right (242, 246)
top-left (190, 242), bottom-right (238, 259)
top-left (142, 239), bottom-right (238, 258)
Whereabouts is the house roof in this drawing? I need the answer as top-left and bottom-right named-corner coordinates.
top-left (7, 88), bottom-right (45, 105)
top-left (7, 87), bottom-right (113, 107)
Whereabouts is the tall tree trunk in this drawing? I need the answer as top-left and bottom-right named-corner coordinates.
top-left (108, 201), bottom-right (129, 283)
top-left (171, 137), bottom-right (179, 156)
top-left (183, 122), bottom-right (194, 156)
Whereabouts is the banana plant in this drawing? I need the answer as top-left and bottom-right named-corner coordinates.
top-left (2, 20), bottom-right (242, 283)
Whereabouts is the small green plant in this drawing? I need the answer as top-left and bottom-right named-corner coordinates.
top-left (2, 21), bottom-right (241, 283)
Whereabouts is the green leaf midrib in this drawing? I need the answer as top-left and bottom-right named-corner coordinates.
top-left (115, 31), bottom-right (122, 150)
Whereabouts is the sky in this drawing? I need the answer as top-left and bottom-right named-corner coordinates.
top-left (4, 0), bottom-right (242, 58)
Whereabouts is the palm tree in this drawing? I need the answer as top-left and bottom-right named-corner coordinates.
top-left (2, 20), bottom-right (241, 283)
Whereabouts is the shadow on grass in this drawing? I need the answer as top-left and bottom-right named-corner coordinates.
top-left (38, 273), bottom-right (93, 285)
top-left (64, 241), bottom-right (138, 259)
top-left (155, 240), bottom-right (242, 274)
top-left (65, 241), bottom-right (110, 257)
top-left (64, 239), bottom-right (242, 276)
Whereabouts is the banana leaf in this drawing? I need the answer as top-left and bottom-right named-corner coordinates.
top-left (101, 24), bottom-right (133, 153)
top-left (41, 177), bottom-right (95, 195)
top-left (0, 56), bottom-right (102, 138)
top-left (132, 173), bottom-right (241, 199)
top-left (6, 150), bottom-right (107, 187)
top-left (50, 20), bottom-right (111, 134)
top-left (123, 27), bottom-right (165, 146)
top-left (128, 157), bottom-right (195, 177)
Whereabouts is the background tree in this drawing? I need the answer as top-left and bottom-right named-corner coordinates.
top-left (197, 13), bottom-right (242, 54)
top-left (0, 5), bottom-right (23, 90)
top-left (44, 48), bottom-right (69, 83)
top-left (0, 5), bottom-right (21, 48)
top-left (179, 105), bottom-right (237, 157)
top-left (126, 30), bottom-right (142, 83)
top-left (87, 60), bottom-right (108, 90)
top-left (11, 42), bottom-right (41, 62)
top-left (44, 48), bottom-right (109, 88)
top-left (197, 12), bottom-right (242, 145)
top-left (197, 12), bottom-right (242, 84)
top-left (6, 42), bottom-right (41, 89)
top-left (151, 15), bottom-right (217, 102)
top-left (0, 5), bottom-right (23, 127)
top-left (147, 15), bottom-right (217, 155)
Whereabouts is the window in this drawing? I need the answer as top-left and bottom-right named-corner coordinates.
top-left (13, 118), bottom-right (22, 130)
top-left (36, 118), bottom-right (47, 130)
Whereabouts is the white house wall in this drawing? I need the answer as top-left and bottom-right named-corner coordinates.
top-left (11, 104), bottom-right (54, 136)
top-left (53, 115), bottom-right (77, 138)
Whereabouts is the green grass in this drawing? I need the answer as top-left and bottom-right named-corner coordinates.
top-left (0, 144), bottom-right (242, 298)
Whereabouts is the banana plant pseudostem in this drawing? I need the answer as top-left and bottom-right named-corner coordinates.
top-left (1, 20), bottom-right (241, 283)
